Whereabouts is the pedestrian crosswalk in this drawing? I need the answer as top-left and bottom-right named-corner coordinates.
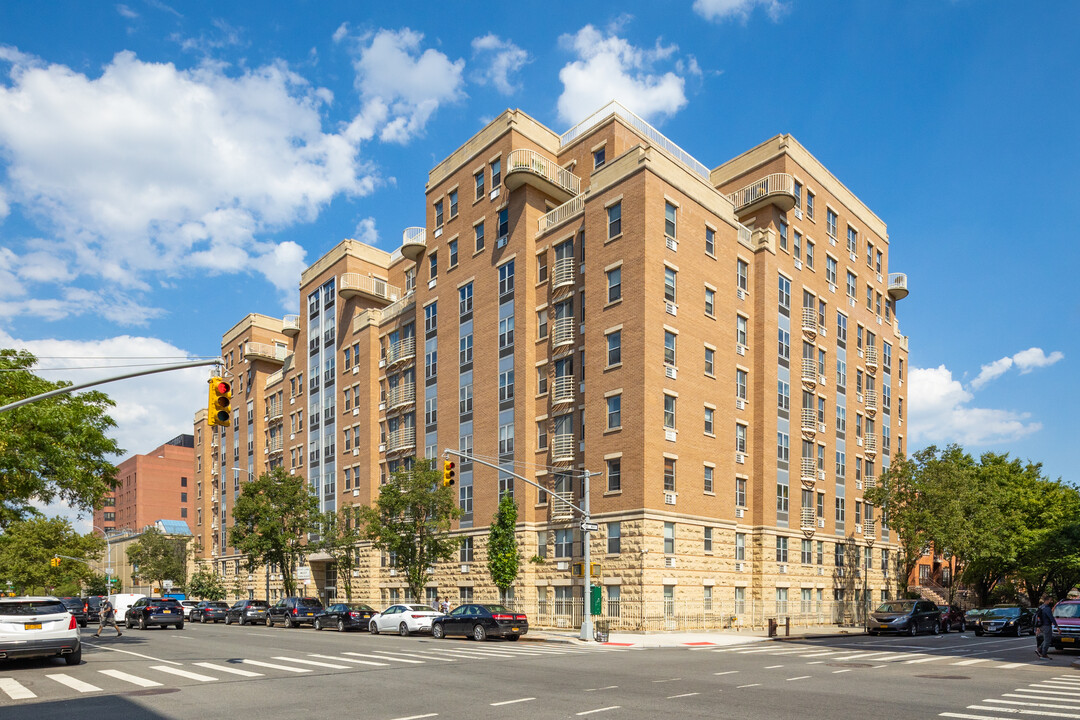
top-left (699, 643), bottom-right (1054, 670)
top-left (0, 641), bottom-right (622, 703)
top-left (940, 674), bottom-right (1080, 719)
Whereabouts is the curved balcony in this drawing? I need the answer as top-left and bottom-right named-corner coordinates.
top-left (864, 474), bottom-right (876, 490)
top-left (864, 434), bottom-right (877, 457)
top-left (244, 342), bottom-right (287, 364)
top-left (340, 273), bottom-right (401, 304)
top-left (801, 507), bottom-right (816, 533)
top-left (864, 390), bottom-right (878, 416)
top-left (386, 383), bottom-right (416, 412)
top-left (265, 402), bottom-right (283, 423)
top-left (266, 436), bottom-right (283, 456)
top-left (537, 193), bottom-right (585, 237)
top-left (551, 257), bottom-right (576, 291)
top-left (551, 433), bottom-right (576, 463)
top-left (801, 307), bottom-right (817, 338)
top-left (801, 358), bottom-right (817, 388)
top-left (505, 149), bottom-right (580, 204)
top-left (801, 458), bottom-right (817, 482)
top-left (386, 336), bottom-right (416, 367)
top-left (551, 376), bottom-right (575, 405)
top-left (865, 345), bottom-right (879, 372)
top-left (551, 317), bottom-right (576, 349)
top-left (549, 491), bottom-right (574, 521)
top-left (864, 518), bottom-right (876, 539)
top-left (728, 173), bottom-right (796, 217)
top-left (401, 227), bottom-right (427, 262)
top-left (282, 314), bottom-right (301, 336)
top-left (801, 408), bottom-right (817, 437)
top-left (888, 273), bottom-right (908, 301)
top-left (386, 427), bottom-right (416, 455)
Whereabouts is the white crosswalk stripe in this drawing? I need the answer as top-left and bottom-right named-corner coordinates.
top-left (150, 665), bottom-right (218, 682)
top-left (46, 673), bottom-right (102, 693)
top-left (272, 656), bottom-right (351, 669)
top-left (308, 653), bottom-right (389, 667)
top-left (193, 662), bottom-right (263, 677)
top-left (238, 659), bottom-right (311, 673)
top-left (0, 678), bottom-right (35, 700)
top-left (941, 676), bottom-right (1080, 719)
top-left (98, 669), bottom-right (162, 687)
top-left (344, 651), bottom-right (424, 664)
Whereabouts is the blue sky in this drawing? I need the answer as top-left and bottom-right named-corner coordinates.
top-left (0, 0), bottom-right (1075, 506)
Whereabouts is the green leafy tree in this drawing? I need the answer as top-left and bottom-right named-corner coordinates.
top-left (356, 459), bottom-right (462, 602)
top-left (487, 493), bottom-right (520, 601)
top-left (0, 349), bottom-right (123, 529)
top-left (187, 567), bottom-right (226, 600)
top-left (126, 527), bottom-right (190, 593)
top-left (84, 572), bottom-right (115, 596)
top-left (229, 467), bottom-right (320, 597)
top-left (318, 506), bottom-right (364, 603)
top-left (866, 450), bottom-right (932, 595)
top-left (0, 516), bottom-right (104, 594)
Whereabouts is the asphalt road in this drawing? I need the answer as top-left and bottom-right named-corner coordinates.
top-left (2, 621), bottom-right (1078, 719)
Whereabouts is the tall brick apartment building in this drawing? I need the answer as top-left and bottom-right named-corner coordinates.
top-left (94, 434), bottom-right (195, 536)
top-left (193, 102), bottom-right (910, 627)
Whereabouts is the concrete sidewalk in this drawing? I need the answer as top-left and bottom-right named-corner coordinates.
top-left (524, 623), bottom-right (860, 648)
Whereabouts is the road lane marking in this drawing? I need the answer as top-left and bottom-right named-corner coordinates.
top-left (807, 661), bottom-right (825, 665)
top-left (47, 674), bottom-right (102, 693)
top-left (98, 669), bottom-right (162, 687)
top-left (369, 650), bottom-right (455, 662)
top-left (82, 642), bottom-right (182, 665)
top-left (713, 671), bottom-right (739, 676)
top-left (344, 651), bottom-right (423, 664)
top-left (1026, 687), bottom-right (1080, 696)
top-left (652, 678), bottom-right (681, 683)
top-left (736, 683), bottom-right (761, 688)
top-left (576, 707), bottom-right (620, 715)
top-left (987, 700), bottom-right (1080, 711)
top-left (967, 704), bottom-right (1080, 717)
top-left (787, 676), bottom-right (811, 681)
top-left (272, 656), bottom-right (350, 669)
top-left (764, 665), bottom-right (784, 669)
top-left (1055, 678), bottom-right (1080, 683)
top-left (0, 678), bottom-right (35, 700)
top-left (940, 714), bottom-right (1010, 720)
top-left (308, 653), bottom-right (389, 667)
top-left (585, 686), bottom-right (619, 691)
top-left (238, 659), bottom-right (311, 673)
top-left (668, 693), bottom-right (700, 698)
top-left (953, 659), bottom-right (988, 666)
top-left (1007, 693), bottom-right (1080, 702)
top-left (799, 651), bottom-right (838, 657)
top-left (491, 698), bottom-right (535, 706)
top-left (996, 663), bottom-right (1025, 669)
top-left (1042, 682), bottom-right (1080, 688)
top-left (150, 666), bottom-right (218, 682)
top-left (390, 715), bottom-right (438, 720)
top-left (906, 656), bottom-right (943, 664)
top-left (193, 662), bottom-right (263, 677)
top-left (832, 669), bottom-right (852, 674)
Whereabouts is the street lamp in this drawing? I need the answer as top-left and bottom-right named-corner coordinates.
top-left (864, 519), bottom-right (876, 625)
top-left (92, 525), bottom-right (114, 594)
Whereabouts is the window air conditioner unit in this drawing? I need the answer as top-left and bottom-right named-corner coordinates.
top-left (736, 344), bottom-right (746, 356)
top-left (829, 284), bottom-right (837, 294)
top-left (819, 423), bottom-right (827, 432)
top-left (665, 301), bottom-right (677, 316)
top-left (665, 365), bottom-right (677, 380)
top-left (665, 237), bottom-right (678, 251)
top-left (817, 518), bottom-right (825, 528)
top-left (496, 235), bottom-right (509, 249)
top-left (434, 227), bottom-right (443, 238)
top-left (665, 429), bottom-right (677, 442)
top-left (735, 507), bottom-right (745, 518)
top-left (794, 209), bottom-right (803, 220)
top-left (794, 259), bottom-right (802, 270)
top-left (736, 398), bottom-right (746, 411)
top-left (857, 437), bottom-right (864, 447)
top-left (389, 568), bottom-right (397, 576)
top-left (735, 562), bottom-right (744, 572)
top-left (849, 298), bottom-right (856, 307)
top-left (736, 453), bottom-right (746, 464)
top-left (352, 570), bottom-right (360, 577)
top-left (856, 481), bottom-right (863, 490)
top-left (737, 288), bottom-right (746, 300)
top-left (664, 492), bottom-right (677, 506)
top-left (817, 567), bottom-right (824, 576)
top-left (460, 564), bottom-right (469, 574)
top-left (665, 557), bottom-right (677, 569)
top-left (778, 564), bottom-right (787, 574)
top-left (556, 561), bottom-right (570, 571)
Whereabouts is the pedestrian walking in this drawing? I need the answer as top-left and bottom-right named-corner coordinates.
top-left (440, 597), bottom-right (450, 614)
top-left (1035, 596), bottom-right (1058, 659)
top-left (93, 597), bottom-right (122, 638)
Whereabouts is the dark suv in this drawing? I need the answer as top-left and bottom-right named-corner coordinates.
top-left (59, 597), bottom-right (88, 628)
top-left (226, 599), bottom-right (269, 626)
top-left (124, 597), bottom-right (184, 630)
top-left (85, 596), bottom-right (105, 623)
top-left (267, 597), bottom-right (323, 628)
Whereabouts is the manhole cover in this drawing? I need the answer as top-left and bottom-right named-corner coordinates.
top-left (127, 688), bottom-right (181, 696)
top-left (915, 675), bottom-right (970, 680)
top-left (827, 662), bottom-right (874, 668)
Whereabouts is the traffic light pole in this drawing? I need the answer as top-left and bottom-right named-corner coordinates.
top-left (0, 358), bottom-right (222, 413)
top-left (443, 448), bottom-right (600, 642)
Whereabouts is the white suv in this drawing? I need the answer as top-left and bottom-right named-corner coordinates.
top-left (0, 596), bottom-right (82, 665)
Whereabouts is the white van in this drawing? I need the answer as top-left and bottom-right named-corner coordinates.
top-left (107, 594), bottom-right (146, 623)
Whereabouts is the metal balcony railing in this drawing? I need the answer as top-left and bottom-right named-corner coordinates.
top-left (266, 436), bottom-right (283, 454)
top-left (864, 475), bottom-right (876, 490)
top-left (339, 273), bottom-right (401, 303)
top-left (801, 359), bottom-right (817, 386)
top-left (801, 507), bottom-right (816, 529)
top-left (801, 408), bottom-right (817, 434)
top-left (550, 491), bottom-right (575, 521)
top-left (551, 376), bottom-right (575, 404)
top-left (551, 317), bottom-right (576, 348)
top-left (266, 402), bottom-right (283, 422)
top-left (552, 257), bottom-right (576, 290)
top-left (387, 427), bottom-right (416, 453)
top-left (386, 336), bottom-right (416, 366)
top-left (551, 434), bottom-right (575, 462)
top-left (507, 149), bottom-right (581, 197)
top-left (387, 383), bottom-right (416, 411)
top-left (801, 307), bottom-right (817, 336)
top-left (282, 315), bottom-right (301, 335)
top-left (244, 342), bottom-right (287, 363)
top-left (538, 193), bottom-right (585, 236)
top-left (728, 173), bottom-right (796, 213)
top-left (865, 390), bottom-right (878, 412)
top-left (865, 345), bottom-right (879, 370)
top-left (401, 227), bottom-right (427, 261)
top-left (888, 273), bottom-right (908, 300)
top-left (801, 458), bottom-right (817, 481)
top-left (864, 434), bottom-right (877, 455)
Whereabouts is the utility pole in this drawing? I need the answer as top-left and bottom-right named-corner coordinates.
top-left (444, 448), bottom-right (599, 642)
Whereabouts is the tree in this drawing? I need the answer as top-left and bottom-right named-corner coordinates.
top-left (229, 467), bottom-right (320, 597)
top-left (0, 349), bottom-right (123, 529)
top-left (356, 459), bottom-right (462, 602)
top-left (187, 567), bottom-right (226, 600)
top-left (865, 450), bottom-right (932, 596)
top-left (318, 506), bottom-right (365, 603)
top-left (487, 493), bottom-right (520, 601)
top-left (126, 527), bottom-right (189, 593)
top-left (0, 516), bottom-right (104, 594)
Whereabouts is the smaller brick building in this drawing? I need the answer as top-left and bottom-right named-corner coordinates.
top-left (94, 434), bottom-right (196, 536)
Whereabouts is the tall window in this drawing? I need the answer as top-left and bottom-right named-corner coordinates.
top-left (434, 199), bottom-right (444, 228)
top-left (664, 267), bottom-right (677, 302)
top-left (705, 226), bottom-right (715, 255)
top-left (664, 330), bottom-right (676, 366)
top-left (737, 315), bottom-right (748, 346)
top-left (459, 283), bottom-right (473, 315)
top-left (474, 221), bottom-right (485, 252)
top-left (777, 482), bottom-right (789, 512)
top-left (499, 369), bottom-right (514, 402)
top-left (704, 346), bottom-right (715, 376)
top-left (607, 522), bottom-right (621, 554)
top-left (735, 423), bottom-right (747, 453)
top-left (663, 394), bottom-right (676, 430)
top-left (736, 369), bottom-right (747, 400)
top-left (499, 316), bottom-right (514, 348)
top-left (778, 328), bottom-right (790, 361)
top-left (499, 260), bottom-right (515, 295)
top-left (448, 239), bottom-right (458, 267)
top-left (663, 458), bottom-right (676, 492)
top-left (606, 395), bottom-right (621, 429)
top-left (704, 407), bottom-right (715, 435)
top-left (704, 287), bottom-right (715, 316)
top-left (607, 202), bottom-right (621, 238)
top-left (735, 477), bottom-right (747, 506)
top-left (704, 465), bottom-right (714, 493)
top-left (806, 191), bottom-right (815, 220)
top-left (497, 207), bottom-right (509, 239)
top-left (606, 331), bottom-right (621, 366)
top-left (704, 526), bottom-right (713, 552)
top-left (827, 208), bottom-right (837, 239)
top-left (776, 537), bottom-right (788, 562)
top-left (449, 189), bottom-right (458, 218)
top-left (607, 458), bottom-right (621, 492)
top-left (846, 271), bottom-right (857, 298)
top-left (663, 522), bottom-right (675, 553)
top-left (847, 225), bottom-right (857, 254)
top-left (826, 256), bottom-right (838, 285)
top-left (779, 220), bottom-right (788, 251)
top-left (664, 202), bottom-right (677, 239)
top-left (491, 158), bottom-right (501, 188)
top-left (737, 259), bottom-right (748, 291)
top-left (778, 274), bottom-right (791, 310)
top-left (475, 170), bottom-right (485, 201)
top-left (429, 251), bottom-right (438, 281)
top-left (735, 533), bottom-right (745, 561)
top-left (607, 267), bottom-right (622, 302)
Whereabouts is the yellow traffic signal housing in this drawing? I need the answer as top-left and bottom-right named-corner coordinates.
top-left (208, 376), bottom-right (232, 427)
top-left (442, 460), bottom-right (456, 487)
top-left (571, 562), bottom-right (601, 578)
top-left (50, 557), bottom-right (60, 567)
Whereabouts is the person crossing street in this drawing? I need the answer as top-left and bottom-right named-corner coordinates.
top-left (1035, 596), bottom-right (1058, 659)
top-left (93, 597), bottom-right (122, 638)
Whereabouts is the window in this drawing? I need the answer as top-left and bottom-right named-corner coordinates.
top-left (498, 422), bottom-right (514, 454)
top-left (537, 308), bottom-right (548, 340)
top-left (777, 380), bottom-right (789, 411)
top-left (737, 315), bottom-right (748, 346)
top-left (703, 465), bottom-right (714, 493)
top-left (449, 189), bottom-right (458, 218)
top-left (537, 366), bottom-right (548, 395)
top-left (434, 199), bottom-right (444, 228)
top-left (793, 180), bottom-right (802, 208)
top-left (664, 458), bottom-right (676, 492)
top-left (736, 369), bottom-right (747, 399)
top-left (776, 537), bottom-right (789, 562)
top-left (806, 190), bottom-right (815, 220)
top-left (806, 240), bottom-right (815, 269)
top-left (553, 528), bottom-right (572, 558)
top-left (459, 382), bottom-right (472, 414)
top-left (474, 170), bottom-right (485, 201)
top-left (836, 404), bottom-right (846, 432)
top-left (664, 267), bottom-right (677, 303)
top-left (664, 202), bottom-right (677, 239)
top-left (837, 312), bottom-right (847, 343)
top-left (607, 202), bottom-right (621, 238)
top-left (459, 333), bottom-right (473, 365)
top-left (607, 330), bottom-right (621, 366)
top-left (499, 316), bottom-right (514, 348)
top-left (607, 267), bottom-right (621, 302)
top-left (705, 227), bottom-right (715, 255)
top-left (424, 302), bottom-right (438, 333)
top-left (704, 347), bottom-right (715, 376)
top-left (429, 252), bottom-right (438, 281)
top-left (664, 522), bottom-right (675, 554)
top-left (737, 259), bottom-right (748, 291)
top-left (606, 395), bottom-right (621, 429)
top-left (497, 207), bottom-right (509, 239)
top-left (593, 147), bottom-right (606, 169)
top-left (606, 522), bottom-right (620, 554)
top-left (704, 407), bottom-right (715, 435)
top-left (735, 533), bottom-right (746, 561)
top-left (736, 477), bottom-right (747, 506)
top-left (663, 394), bottom-right (676, 430)
top-left (735, 423), bottom-right (747, 453)
top-left (778, 274), bottom-right (790, 311)
top-left (876, 250), bottom-right (883, 274)
top-left (866, 241), bottom-right (874, 267)
top-left (835, 497), bottom-right (846, 525)
top-left (607, 458), bottom-right (621, 492)
top-left (490, 158), bottom-right (501, 188)
top-left (801, 539), bottom-right (812, 565)
top-left (777, 482), bottom-right (789, 512)
top-left (793, 230), bottom-right (801, 260)
top-left (777, 432), bottom-right (789, 462)
top-left (475, 221), bottom-right (485, 252)
top-left (779, 220), bottom-right (788, 251)
top-left (448, 239), bottom-right (458, 267)
top-left (846, 271), bottom-right (857, 298)
top-left (847, 225), bottom-right (857, 254)
top-left (826, 255), bottom-right (837, 285)
top-left (778, 328), bottom-right (790, 360)
top-left (459, 283), bottom-right (473, 315)
top-left (836, 450), bottom-right (846, 477)
top-left (827, 208), bottom-right (837, 240)
top-left (499, 369), bottom-right (514, 402)
top-left (499, 260), bottom-right (514, 295)
top-left (704, 287), bottom-right (715, 316)
top-left (664, 330), bottom-right (676, 366)
top-left (460, 537), bottom-right (474, 563)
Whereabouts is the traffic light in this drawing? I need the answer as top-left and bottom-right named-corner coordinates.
top-left (208, 376), bottom-right (232, 427)
top-left (50, 557), bottom-right (60, 567)
top-left (442, 460), bottom-right (456, 487)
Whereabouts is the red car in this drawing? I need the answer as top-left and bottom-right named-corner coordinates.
top-left (937, 604), bottom-right (966, 633)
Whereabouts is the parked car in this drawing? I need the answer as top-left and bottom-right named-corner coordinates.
top-left (85, 596), bottom-right (105, 623)
top-left (0, 596), bottom-right (82, 665)
top-left (1051, 599), bottom-right (1080, 652)
top-left (313, 603), bottom-right (377, 632)
top-left (225, 599), bottom-right (269, 626)
top-left (975, 605), bottom-right (1035, 636)
top-left (866, 599), bottom-right (942, 636)
top-left (267, 597), bottom-right (324, 628)
top-left (192, 601), bottom-right (230, 623)
top-left (369, 604), bottom-right (441, 636)
top-left (431, 603), bottom-right (529, 641)
top-left (58, 597), bottom-right (88, 628)
top-left (180, 600), bottom-right (201, 620)
top-left (964, 607), bottom-right (991, 628)
top-left (937, 604), bottom-right (966, 633)
top-left (123, 596), bottom-right (184, 630)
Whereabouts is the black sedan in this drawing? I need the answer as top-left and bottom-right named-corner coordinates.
top-left (866, 599), bottom-right (942, 636)
top-left (431, 603), bottom-right (528, 641)
top-left (225, 599), bottom-right (269, 626)
top-left (192, 600), bottom-right (230, 623)
top-left (975, 606), bottom-right (1035, 636)
top-left (124, 597), bottom-right (184, 629)
top-left (58, 597), bottom-right (88, 628)
top-left (313, 603), bottom-right (377, 632)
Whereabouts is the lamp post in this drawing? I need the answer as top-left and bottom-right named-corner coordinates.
top-left (864, 519), bottom-right (876, 626)
top-left (92, 525), bottom-right (114, 594)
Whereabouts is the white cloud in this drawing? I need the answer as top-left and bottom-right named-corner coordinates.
top-left (692, 0), bottom-right (786, 22)
top-left (351, 28), bottom-right (465, 144)
top-left (332, 22), bottom-right (349, 44)
top-left (471, 34), bottom-right (529, 95)
top-left (557, 25), bottom-right (690, 125)
top-left (116, 4), bottom-right (138, 19)
top-left (0, 48), bottom-right (377, 319)
top-left (353, 216), bottom-right (378, 245)
top-left (970, 356), bottom-right (1013, 390)
top-left (908, 364), bottom-right (1042, 446)
top-left (970, 346), bottom-right (1064, 389)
